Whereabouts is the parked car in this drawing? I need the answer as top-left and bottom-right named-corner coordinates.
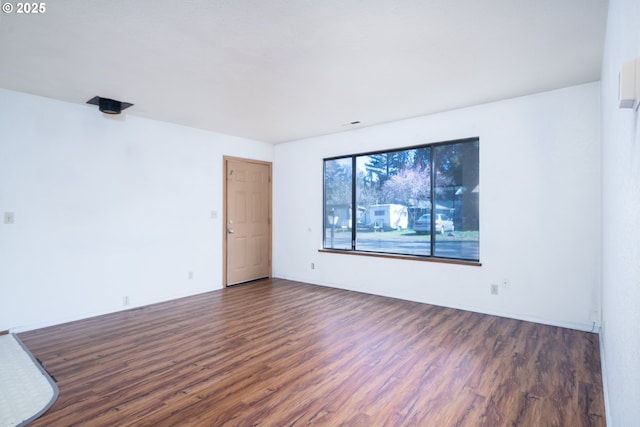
top-left (413, 213), bottom-right (454, 235)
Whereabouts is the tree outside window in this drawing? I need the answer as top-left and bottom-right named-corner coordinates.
top-left (324, 138), bottom-right (479, 261)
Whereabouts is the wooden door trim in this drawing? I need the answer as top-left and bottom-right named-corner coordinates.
top-left (222, 156), bottom-right (273, 287)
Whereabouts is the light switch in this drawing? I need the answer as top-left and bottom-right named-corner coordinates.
top-left (3, 212), bottom-right (15, 224)
top-left (619, 57), bottom-right (640, 109)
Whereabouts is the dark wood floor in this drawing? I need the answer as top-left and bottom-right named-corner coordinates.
top-left (19, 278), bottom-right (605, 426)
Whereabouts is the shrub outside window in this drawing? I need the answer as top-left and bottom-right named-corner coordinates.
top-left (323, 138), bottom-right (479, 262)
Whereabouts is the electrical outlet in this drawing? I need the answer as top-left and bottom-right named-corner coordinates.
top-left (491, 284), bottom-right (499, 295)
top-left (502, 278), bottom-right (510, 289)
top-left (311, 263), bottom-right (315, 270)
top-left (188, 271), bottom-right (194, 280)
top-left (123, 296), bottom-right (130, 306)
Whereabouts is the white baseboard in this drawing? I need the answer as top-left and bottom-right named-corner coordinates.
top-left (276, 275), bottom-right (600, 332)
top-left (9, 287), bottom-right (221, 334)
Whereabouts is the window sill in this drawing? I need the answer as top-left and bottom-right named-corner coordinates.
top-left (318, 248), bottom-right (482, 267)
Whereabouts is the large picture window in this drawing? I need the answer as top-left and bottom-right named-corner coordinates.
top-left (323, 138), bottom-right (479, 262)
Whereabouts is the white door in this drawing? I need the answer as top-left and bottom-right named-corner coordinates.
top-left (224, 157), bottom-right (272, 286)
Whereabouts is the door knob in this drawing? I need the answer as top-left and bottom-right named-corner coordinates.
top-left (227, 227), bottom-right (234, 234)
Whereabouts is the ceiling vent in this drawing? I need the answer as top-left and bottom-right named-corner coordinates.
top-left (86, 96), bottom-right (133, 114)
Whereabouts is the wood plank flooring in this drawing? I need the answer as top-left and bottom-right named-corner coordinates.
top-left (18, 278), bottom-right (605, 426)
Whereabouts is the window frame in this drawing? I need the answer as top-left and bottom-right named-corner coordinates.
top-left (322, 137), bottom-right (480, 265)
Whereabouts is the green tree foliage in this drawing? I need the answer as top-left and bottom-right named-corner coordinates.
top-left (364, 151), bottom-right (415, 188)
top-left (433, 141), bottom-right (479, 231)
top-left (326, 140), bottom-right (478, 230)
top-left (324, 159), bottom-right (352, 205)
top-left (364, 153), bottom-right (388, 186)
top-left (356, 169), bottom-right (378, 207)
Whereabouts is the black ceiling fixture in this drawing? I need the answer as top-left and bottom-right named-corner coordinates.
top-left (86, 96), bottom-right (133, 115)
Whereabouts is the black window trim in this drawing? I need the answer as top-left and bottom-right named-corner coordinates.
top-left (323, 136), bottom-right (479, 263)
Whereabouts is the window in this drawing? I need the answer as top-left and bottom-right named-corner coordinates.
top-left (323, 138), bottom-right (479, 262)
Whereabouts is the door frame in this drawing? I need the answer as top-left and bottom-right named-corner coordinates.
top-left (222, 156), bottom-right (273, 287)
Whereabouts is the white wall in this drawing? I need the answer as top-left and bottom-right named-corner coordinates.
top-left (600, 0), bottom-right (640, 425)
top-left (274, 82), bottom-right (601, 331)
top-left (0, 89), bottom-right (273, 332)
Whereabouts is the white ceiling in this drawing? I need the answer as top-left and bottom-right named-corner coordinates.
top-left (0, 0), bottom-right (608, 143)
